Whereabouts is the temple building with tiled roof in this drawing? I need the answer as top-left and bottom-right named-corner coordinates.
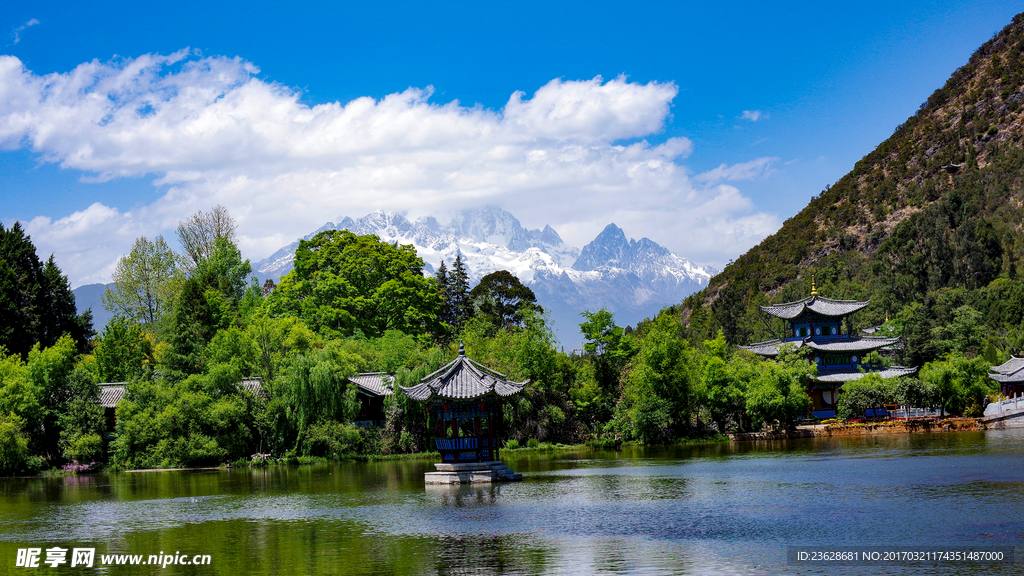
top-left (739, 279), bottom-right (917, 418)
top-left (989, 357), bottom-right (1024, 398)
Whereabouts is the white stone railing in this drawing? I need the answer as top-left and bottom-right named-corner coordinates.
top-left (984, 394), bottom-right (1024, 418)
top-left (889, 406), bottom-right (943, 419)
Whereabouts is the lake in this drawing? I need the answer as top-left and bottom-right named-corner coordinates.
top-left (2, 431), bottom-right (1023, 575)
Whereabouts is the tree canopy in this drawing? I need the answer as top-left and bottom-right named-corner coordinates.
top-left (264, 230), bottom-right (440, 338)
top-left (0, 222), bottom-right (93, 358)
top-left (102, 235), bottom-right (180, 328)
top-left (469, 270), bottom-right (541, 330)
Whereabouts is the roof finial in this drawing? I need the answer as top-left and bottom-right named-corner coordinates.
top-left (458, 340), bottom-right (465, 357)
top-left (810, 275), bottom-right (818, 297)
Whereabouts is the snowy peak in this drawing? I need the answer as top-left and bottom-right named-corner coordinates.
top-left (444, 206), bottom-right (571, 257)
top-left (253, 207), bottom-right (718, 345)
top-left (573, 224), bottom-right (629, 270)
top-left (573, 224), bottom-right (674, 273)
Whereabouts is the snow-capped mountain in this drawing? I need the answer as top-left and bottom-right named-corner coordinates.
top-left (254, 207), bottom-right (717, 347)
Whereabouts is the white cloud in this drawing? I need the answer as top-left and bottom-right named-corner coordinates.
top-left (10, 18), bottom-right (39, 45)
top-left (741, 110), bottom-right (764, 122)
top-left (694, 157), bottom-right (779, 184)
top-left (1, 52), bottom-right (780, 284)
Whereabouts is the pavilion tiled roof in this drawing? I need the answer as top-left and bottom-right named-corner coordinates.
top-left (98, 383), bottom-right (126, 408)
top-left (740, 335), bottom-right (900, 357)
top-left (806, 337), bottom-right (901, 353)
top-left (988, 357), bottom-right (1024, 384)
top-left (991, 357), bottom-right (1024, 375)
top-left (988, 372), bottom-right (1024, 383)
top-left (814, 366), bottom-right (918, 383)
top-left (349, 372), bottom-right (394, 396)
top-left (738, 339), bottom-right (803, 356)
top-left (761, 296), bottom-right (869, 319)
top-left (400, 343), bottom-right (528, 402)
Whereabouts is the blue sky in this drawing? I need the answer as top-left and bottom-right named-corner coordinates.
top-left (2, 1), bottom-right (1023, 286)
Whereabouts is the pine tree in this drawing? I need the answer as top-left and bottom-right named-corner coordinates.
top-left (435, 260), bottom-right (452, 326)
top-left (450, 254), bottom-right (472, 330)
top-left (0, 222), bottom-right (93, 358)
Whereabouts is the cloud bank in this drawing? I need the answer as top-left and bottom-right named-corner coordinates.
top-left (0, 51), bottom-right (780, 285)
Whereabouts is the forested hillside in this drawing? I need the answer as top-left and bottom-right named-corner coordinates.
top-left (681, 13), bottom-right (1024, 367)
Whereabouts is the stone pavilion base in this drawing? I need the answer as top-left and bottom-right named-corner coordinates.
top-left (424, 461), bottom-right (522, 484)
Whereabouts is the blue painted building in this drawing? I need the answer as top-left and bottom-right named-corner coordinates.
top-left (740, 281), bottom-right (917, 418)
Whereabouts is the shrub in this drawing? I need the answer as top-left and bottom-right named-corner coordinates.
top-left (504, 439), bottom-right (520, 450)
top-left (63, 433), bottom-right (103, 463)
top-left (0, 415), bottom-right (30, 474)
top-left (526, 438), bottom-right (539, 448)
top-left (302, 421), bottom-right (362, 458)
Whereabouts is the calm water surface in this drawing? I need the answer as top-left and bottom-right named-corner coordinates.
top-left (2, 431), bottom-right (1024, 575)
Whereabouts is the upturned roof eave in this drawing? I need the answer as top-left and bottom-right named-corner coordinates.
top-left (760, 296), bottom-right (871, 319)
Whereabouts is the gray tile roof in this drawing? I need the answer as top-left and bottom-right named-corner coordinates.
top-left (761, 296), bottom-right (870, 319)
top-left (400, 347), bottom-right (528, 402)
top-left (806, 337), bottom-right (901, 353)
top-left (98, 383), bottom-right (126, 408)
top-left (991, 357), bottom-right (1024, 375)
top-left (738, 339), bottom-right (804, 356)
top-left (988, 357), bottom-right (1024, 384)
top-left (988, 372), bottom-right (1024, 383)
top-left (349, 372), bottom-right (394, 396)
top-left (814, 366), bottom-right (918, 383)
top-left (239, 378), bottom-right (267, 398)
top-left (97, 374), bottom-right (392, 408)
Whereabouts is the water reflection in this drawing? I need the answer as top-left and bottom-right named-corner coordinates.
top-left (1, 430), bottom-right (1023, 575)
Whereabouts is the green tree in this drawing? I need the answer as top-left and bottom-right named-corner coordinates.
top-left (95, 317), bottom-right (152, 382)
top-left (112, 377), bottom-right (251, 469)
top-left (282, 344), bottom-right (364, 450)
top-left (102, 235), bottom-right (180, 328)
top-left (0, 348), bottom-right (43, 429)
top-left (194, 236), bottom-right (253, 307)
top-left (264, 230), bottom-right (441, 338)
top-left (57, 374), bottom-right (105, 463)
top-left (836, 373), bottom-right (893, 420)
top-left (696, 330), bottom-right (747, 432)
top-left (932, 305), bottom-right (986, 356)
top-left (919, 353), bottom-right (994, 417)
top-left (0, 222), bottom-right (93, 358)
top-left (0, 414), bottom-right (31, 474)
top-left (891, 377), bottom-right (938, 412)
top-left (576, 309), bottom-right (635, 424)
top-left (620, 314), bottom-right (695, 443)
top-left (26, 335), bottom-right (83, 459)
top-left (744, 347), bottom-right (813, 430)
top-left (435, 259), bottom-right (452, 327)
top-left (162, 276), bottom-right (216, 379)
top-left (449, 255), bottom-right (472, 329)
top-left (470, 270), bottom-right (541, 330)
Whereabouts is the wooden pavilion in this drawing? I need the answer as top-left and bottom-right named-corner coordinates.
top-left (400, 342), bottom-right (524, 483)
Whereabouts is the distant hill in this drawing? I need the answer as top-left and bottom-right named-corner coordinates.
top-left (680, 13), bottom-right (1024, 365)
top-left (72, 283), bottom-right (113, 332)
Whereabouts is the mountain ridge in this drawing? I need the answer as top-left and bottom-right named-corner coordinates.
top-left (678, 12), bottom-right (1024, 365)
top-left (254, 207), bottom-right (717, 345)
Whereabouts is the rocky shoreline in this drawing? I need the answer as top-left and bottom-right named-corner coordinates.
top-left (727, 418), bottom-right (984, 441)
